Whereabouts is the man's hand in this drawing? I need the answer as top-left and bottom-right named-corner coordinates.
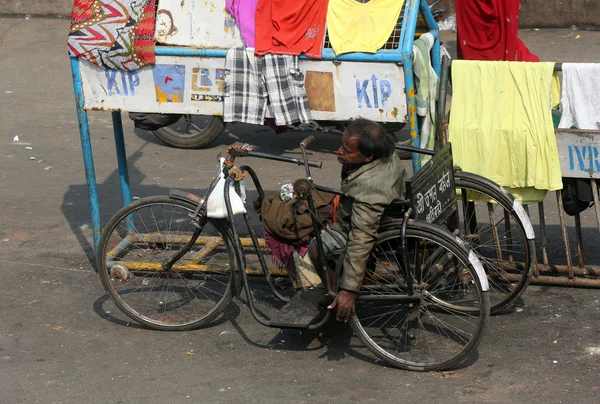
top-left (328, 290), bottom-right (356, 322)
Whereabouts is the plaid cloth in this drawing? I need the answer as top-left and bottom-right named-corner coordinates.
top-left (263, 54), bottom-right (312, 126)
top-left (224, 47), bottom-right (312, 126)
top-left (224, 48), bottom-right (267, 125)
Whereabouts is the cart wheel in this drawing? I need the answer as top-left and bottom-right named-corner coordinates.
top-left (96, 196), bottom-right (238, 331)
top-left (452, 171), bottom-right (534, 314)
top-left (352, 223), bottom-right (489, 371)
top-left (152, 115), bottom-right (225, 149)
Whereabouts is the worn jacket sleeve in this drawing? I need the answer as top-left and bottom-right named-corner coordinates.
top-left (339, 198), bottom-right (386, 292)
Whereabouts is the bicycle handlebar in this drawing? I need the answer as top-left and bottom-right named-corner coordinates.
top-left (300, 135), bottom-right (315, 148)
top-left (395, 144), bottom-right (436, 156)
top-left (227, 147), bottom-right (322, 168)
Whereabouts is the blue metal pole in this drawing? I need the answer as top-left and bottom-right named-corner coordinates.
top-left (155, 46), bottom-right (404, 63)
top-left (401, 0), bottom-right (421, 172)
top-left (70, 57), bottom-right (102, 252)
top-left (419, 0), bottom-right (441, 76)
top-left (111, 111), bottom-right (132, 207)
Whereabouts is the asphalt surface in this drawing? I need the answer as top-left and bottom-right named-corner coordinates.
top-left (1, 18), bottom-right (600, 403)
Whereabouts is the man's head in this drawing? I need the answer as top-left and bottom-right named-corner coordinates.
top-left (337, 118), bottom-right (395, 165)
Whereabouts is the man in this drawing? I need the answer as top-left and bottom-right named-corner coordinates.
top-left (308, 118), bottom-right (408, 322)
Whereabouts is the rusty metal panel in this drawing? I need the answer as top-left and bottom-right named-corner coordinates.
top-left (155, 0), bottom-right (244, 48)
top-left (79, 58), bottom-right (407, 122)
top-left (556, 129), bottom-right (600, 178)
top-left (305, 71), bottom-right (336, 112)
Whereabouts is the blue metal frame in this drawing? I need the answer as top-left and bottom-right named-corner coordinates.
top-left (71, 0), bottom-right (439, 252)
top-left (71, 57), bottom-right (102, 251)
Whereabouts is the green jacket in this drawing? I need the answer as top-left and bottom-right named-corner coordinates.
top-left (332, 152), bottom-right (408, 292)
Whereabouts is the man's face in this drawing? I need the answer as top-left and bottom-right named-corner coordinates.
top-left (337, 132), bottom-right (372, 165)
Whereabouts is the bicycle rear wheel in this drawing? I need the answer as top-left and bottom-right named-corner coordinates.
top-left (96, 196), bottom-right (237, 331)
top-left (352, 222), bottom-right (489, 371)
top-left (453, 172), bottom-right (535, 313)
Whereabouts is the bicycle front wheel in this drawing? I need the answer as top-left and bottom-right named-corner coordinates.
top-left (96, 196), bottom-right (237, 331)
top-left (352, 221), bottom-right (489, 371)
top-left (454, 171), bottom-right (534, 313)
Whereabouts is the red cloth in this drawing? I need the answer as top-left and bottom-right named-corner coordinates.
top-left (255, 0), bottom-right (328, 58)
top-left (456, 0), bottom-right (539, 62)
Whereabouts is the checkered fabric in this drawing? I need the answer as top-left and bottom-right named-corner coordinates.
top-left (224, 48), bottom-right (267, 125)
top-left (224, 48), bottom-right (312, 126)
top-left (263, 55), bottom-right (312, 126)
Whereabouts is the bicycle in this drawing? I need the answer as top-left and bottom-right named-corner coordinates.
top-left (96, 136), bottom-right (490, 371)
top-left (394, 144), bottom-right (535, 314)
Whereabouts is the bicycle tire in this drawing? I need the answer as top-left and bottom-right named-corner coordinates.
top-left (454, 171), bottom-right (535, 313)
top-left (153, 115), bottom-right (225, 149)
top-left (352, 221), bottom-right (490, 371)
top-left (96, 196), bottom-right (237, 331)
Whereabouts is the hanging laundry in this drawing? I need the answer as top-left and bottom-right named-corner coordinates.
top-left (326, 0), bottom-right (404, 56)
top-left (558, 63), bottom-right (600, 130)
top-left (413, 32), bottom-right (438, 163)
top-left (255, 0), bottom-right (329, 58)
top-left (448, 61), bottom-right (562, 204)
top-left (456, 0), bottom-right (539, 62)
top-left (68, 0), bottom-right (156, 71)
top-left (226, 0), bottom-right (259, 48)
top-left (224, 47), bottom-right (312, 126)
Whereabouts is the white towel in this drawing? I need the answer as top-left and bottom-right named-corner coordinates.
top-left (559, 63), bottom-right (600, 130)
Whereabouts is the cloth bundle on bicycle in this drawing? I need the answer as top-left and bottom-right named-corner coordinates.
top-left (223, 47), bottom-right (312, 126)
top-left (259, 190), bottom-right (334, 241)
top-left (448, 60), bottom-right (562, 204)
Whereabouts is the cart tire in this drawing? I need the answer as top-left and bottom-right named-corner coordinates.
top-left (453, 171), bottom-right (534, 314)
top-left (352, 222), bottom-right (489, 371)
top-left (152, 115), bottom-right (225, 149)
top-left (96, 196), bottom-right (238, 331)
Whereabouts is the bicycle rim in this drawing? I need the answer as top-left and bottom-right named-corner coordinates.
top-left (97, 196), bottom-right (236, 331)
top-left (353, 226), bottom-right (489, 371)
top-left (454, 175), bottom-right (532, 313)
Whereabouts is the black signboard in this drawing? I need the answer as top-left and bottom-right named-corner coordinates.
top-left (406, 143), bottom-right (456, 225)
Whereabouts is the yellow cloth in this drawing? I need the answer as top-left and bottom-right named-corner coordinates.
top-left (551, 71), bottom-right (561, 110)
top-left (448, 61), bottom-right (562, 204)
top-left (326, 0), bottom-right (405, 55)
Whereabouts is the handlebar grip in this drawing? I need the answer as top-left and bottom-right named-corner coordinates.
top-left (300, 135), bottom-right (315, 148)
top-left (307, 159), bottom-right (322, 169)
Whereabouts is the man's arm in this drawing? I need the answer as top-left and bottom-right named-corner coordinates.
top-left (339, 199), bottom-right (386, 293)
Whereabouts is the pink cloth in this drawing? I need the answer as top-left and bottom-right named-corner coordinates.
top-left (226, 0), bottom-right (258, 47)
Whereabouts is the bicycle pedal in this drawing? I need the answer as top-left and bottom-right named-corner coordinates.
top-left (269, 289), bottom-right (325, 329)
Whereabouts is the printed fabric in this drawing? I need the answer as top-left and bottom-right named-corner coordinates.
top-left (326, 0), bottom-right (405, 55)
top-left (448, 61), bottom-right (562, 204)
top-left (456, 0), bottom-right (539, 62)
top-left (255, 0), bottom-right (328, 58)
top-left (226, 0), bottom-right (259, 48)
top-left (68, 0), bottom-right (156, 71)
top-left (224, 47), bottom-right (312, 126)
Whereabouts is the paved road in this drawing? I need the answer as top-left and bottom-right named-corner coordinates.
top-left (1, 18), bottom-right (600, 403)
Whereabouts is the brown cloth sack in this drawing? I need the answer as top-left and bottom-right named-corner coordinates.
top-left (260, 190), bottom-right (333, 241)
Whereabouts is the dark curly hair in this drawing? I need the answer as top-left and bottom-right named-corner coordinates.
top-left (345, 118), bottom-right (395, 160)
